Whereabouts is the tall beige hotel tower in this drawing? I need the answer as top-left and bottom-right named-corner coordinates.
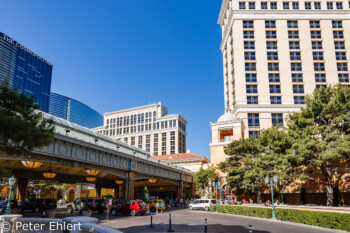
top-left (211, 0), bottom-right (349, 166)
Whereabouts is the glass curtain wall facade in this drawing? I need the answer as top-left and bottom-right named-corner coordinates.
top-left (0, 32), bottom-right (53, 112)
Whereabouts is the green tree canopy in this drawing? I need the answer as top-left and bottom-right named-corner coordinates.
top-left (194, 166), bottom-right (217, 197)
top-left (140, 186), bottom-right (150, 203)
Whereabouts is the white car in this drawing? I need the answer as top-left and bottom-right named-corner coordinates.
top-left (189, 199), bottom-right (216, 211)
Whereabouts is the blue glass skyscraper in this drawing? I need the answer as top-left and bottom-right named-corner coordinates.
top-left (0, 32), bottom-right (53, 112)
top-left (49, 93), bottom-right (103, 128)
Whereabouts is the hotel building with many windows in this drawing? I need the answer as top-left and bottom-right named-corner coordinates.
top-left (92, 103), bottom-right (187, 156)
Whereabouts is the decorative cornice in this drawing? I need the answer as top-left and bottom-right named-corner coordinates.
top-left (217, 0), bottom-right (229, 25)
top-left (232, 104), bottom-right (303, 115)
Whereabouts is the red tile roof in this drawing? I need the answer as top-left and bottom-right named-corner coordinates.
top-left (151, 153), bottom-right (209, 162)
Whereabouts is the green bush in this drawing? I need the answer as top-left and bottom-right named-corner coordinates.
top-left (210, 205), bottom-right (350, 231)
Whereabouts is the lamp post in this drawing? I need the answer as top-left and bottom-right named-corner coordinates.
top-left (280, 182), bottom-right (286, 205)
top-left (33, 188), bottom-right (41, 199)
top-left (5, 176), bottom-right (16, 215)
top-left (264, 175), bottom-right (278, 220)
top-left (212, 181), bottom-right (221, 212)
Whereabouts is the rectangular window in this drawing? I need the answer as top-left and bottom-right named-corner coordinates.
top-left (334, 41), bottom-right (345, 50)
top-left (267, 41), bottom-right (278, 49)
top-left (245, 52), bottom-right (256, 60)
top-left (269, 84), bottom-right (281, 93)
top-left (249, 2), bottom-right (255, 9)
top-left (292, 73), bottom-right (303, 82)
top-left (268, 63), bottom-right (279, 71)
top-left (270, 2), bottom-right (277, 9)
top-left (288, 31), bottom-right (299, 39)
top-left (248, 113), bottom-right (260, 127)
top-left (291, 63), bottom-right (302, 71)
top-left (314, 2), bottom-right (321, 9)
top-left (245, 62), bottom-right (256, 71)
top-left (314, 62), bottom-right (325, 71)
top-left (305, 2), bottom-right (312, 9)
top-left (311, 31), bottom-right (321, 39)
top-left (261, 2), bottom-right (268, 9)
top-left (266, 30), bottom-right (277, 39)
top-left (243, 30), bottom-right (254, 39)
top-left (315, 73), bottom-right (326, 82)
top-left (249, 131), bottom-right (259, 138)
top-left (239, 2), bottom-right (246, 9)
top-left (316, 85), bottom-right (327, 89)
top-left (327, 2), bottom-right (333, 9)
top-left (243, 20), bottom-right (254, 28)
top-left (290, 52), bottom-right (301, 60)
top-left (336, 52), bottom-right (347, 60)
top-left (283, 2), bottom-right (289, 9)
top-left (337, 63), bottom-right (348, 71)
top-left (332, 20), bottom-right (342, 28)
top-left (333, 31), bottom-right (344, 39)
top-left (287, 20), bottom-right (298, 28)
top-left (336, 2), bottom-right (343, 9)
top-left (269, 73), bottom-right (280, 82)
top-left (293, 85), bottom-right (304, 93)
top-left (246, 73), bottom-right (257, 82)
top-left (246, 85), bottom-right (258, 93)
top-left (289, 41), bottom-right (300, 49)
top-left (267, 52), bottom-right (278, 60)
top-left (339, 74), bottom-right (349, 82)
top-left (270, 96), bottom-right (282, 104)
top-left (310, 20), bottom-right (320, 28)
top-left (312, 41), bottom-right (323, 49)
top-left (265, 20), bottom-right (276, 28)
top-left (292, 2), bottom-right (299, 9)
top-left (244, 41), bottom-right (255, 49)
top-left (294, 96), bottom-right (305, 104)
top-left (247, 96), bottom-right (259, 104)
top-left (313, 52), bottom-right (324, 60)
top-left (272, 113), bottom-right (284, 126)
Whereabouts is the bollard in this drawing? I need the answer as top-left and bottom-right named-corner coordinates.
top-left (167, 213), bottom-right (174, 232)
top-left (249, 225), bottom-right (252, 233)
top-left (204, 219), bottom-right (207, 233)
top-left (150, 212), bottom-right (153, 228)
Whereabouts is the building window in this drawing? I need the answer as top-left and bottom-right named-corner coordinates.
top-left (292, 73), bottom-right (303, 82)
top-left (288, 31), bottom-right (299, 39)
top-left (294, 96), bottom-right (305, 104)
top-left (270, 2), bottom-right (277, 9)
top-left (291, 63), bottom-right (302, 71)
top-left (266, 41), bottom-right (278, 49)
top-left (261, 2), bottom-right (268, 9)
top-left (246, 73), bottom-right (257, 82)
top-left (314, 2), bottom-right (321, 9)
top-left (265, 20), bottom-right (276, 28)
top-left (305, 2), bottom-right (312, 9)
top-left (245, 63), bottom-right (256, 71)
top-left (314, 63), bottom-right (325, 71)
top-left (249, 131), bottom-right (259, 138)
top-left (292, 2), bottom-right (299, 9)
top-left (332, 20), bottom-right (342, 28)
top-left (272, 113), bottom-right (284, 126)
top-left (266, 30), bottom-right (277, 39)
top-left (315, 73), bottom-right (326, 82)
top-left (333, 31), bottom-right (344, 39)
top-left (336, 2), bottom-right (343, 9)
top-left (289, 41), bottom-right (300, 49)
top-left (310, 30), bottom-right (322, 39)
top-left (316, 85), bottom-right (327, 89)
top-left (287, 20), bottom-right (298, 28)
top-left (327, 2), bottom-right (333, 9)
top-left (245, 52), bottom-right (256, 60)
top-left (239, 2), bottom-right (246, 9)
top-left (270, 85), bottom-right (281, 93)
top-left (243, 31), bottom-right (254, 39)
top-left (310, 20), bottom-right (320, 28)
top-left (246, 85), bottom-right (258, 93)
top-left (268, 63), bottom-right (279, 71)
top-left (283, 2), bottom-right (289, 9)
top-left (293, 85), bottom-right (304, 93)
top-left (337, 63), bottom-right (348, 71)
top-left (248, 113), bottom-right (260, 127)
top-left (247, 96), bottom-right (258, 104)
top-left (243, 20), bottom-right (254, 28)
top-left (267, 52), bottom-right (279, 60)
top-left (244, 41), bottom-right (255, 49)
top-left (334, 41), bottom-right (345, 49)
top-left (312, 41), bottom-right (323, 50)
top-left (313, 52), bottom-right (324, 60)
top-left (270, 96), bottom-right (282, 104)
top-left (249, 2), bottom-right (255, 9)
top-left (269, 73), bottom-right (280, 82)
top-left (339, 74), bottom-right (349, 82)
top-left (290, 52), bottom-right (301, 60)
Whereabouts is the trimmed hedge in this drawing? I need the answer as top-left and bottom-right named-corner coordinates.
top-left (210, 205), bottom-right (350, 231)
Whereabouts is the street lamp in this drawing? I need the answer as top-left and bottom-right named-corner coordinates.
top-left (265, 175), bottom-right (278, 220)
top-left (212, 180), bottom-right (221, 212)
top-left (5, 176), bottom-right (16, 215)
top-left (33, 188), bottom-right (41, 199)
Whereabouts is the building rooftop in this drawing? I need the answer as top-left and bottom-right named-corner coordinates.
top-left (217, 112), bottom-right (240, 122)
top-left (152, 153), bottom-right (210, 163)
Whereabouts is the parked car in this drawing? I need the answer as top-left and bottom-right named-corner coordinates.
top-left (110, 200), bottom-right (147, 216)
top-left (18, 199), bottom-right (57, 213)
top-left (189, 198), bottom-right (216, 211)
top-left (149, 199), bottom-right (165, 213)
top-left (0, 200), bottom-right (18, 213)
top-left (67, 198), bottom-right (106, 214)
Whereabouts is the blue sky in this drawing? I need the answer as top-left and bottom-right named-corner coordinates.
top-left (0, 0), bottom-right (224, 159)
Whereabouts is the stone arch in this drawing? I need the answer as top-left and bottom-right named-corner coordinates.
top-left (67, 188), bottom-right (75, 202)
top-left (56, 189), bottom-right (64, 201)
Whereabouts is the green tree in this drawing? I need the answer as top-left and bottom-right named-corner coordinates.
top-left (140, 186), bottom-right (150, 203)
top-left (0, 84), bottom-right (55, 155)
top-left (288, 85), bottom-right (350, 206)
top-left (194, 166), bottom-right (217, 197)
top-left (185, 190), bottom-right (191, 200)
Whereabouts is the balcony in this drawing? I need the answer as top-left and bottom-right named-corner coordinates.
top-left (219, 136), bottom-right (234, 143)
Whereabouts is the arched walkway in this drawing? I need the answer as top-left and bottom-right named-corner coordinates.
top-left (67, 189), bottom-right (75, 202)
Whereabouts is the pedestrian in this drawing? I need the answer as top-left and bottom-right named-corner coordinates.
top-left (180, 198), bottom-right (183, 208)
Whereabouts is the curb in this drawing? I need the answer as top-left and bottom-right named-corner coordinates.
top-left (211, 212), bottom-right (348, 233)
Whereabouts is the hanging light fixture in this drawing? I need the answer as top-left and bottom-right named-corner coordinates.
top-left (160, 187), bottom-right (164, 190)
top-left (115, 180), bottom-right (123, 185)
top-left (22, 161), bottom-right (43, 169)
top-left (86, 176), bottom-right (96, 182)
top-left (43, 163), bottom-right (57, 179)
top-left (148, 179), bottom-right (158, 184)
top-left (85, 169), bottom-right (99, 176)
